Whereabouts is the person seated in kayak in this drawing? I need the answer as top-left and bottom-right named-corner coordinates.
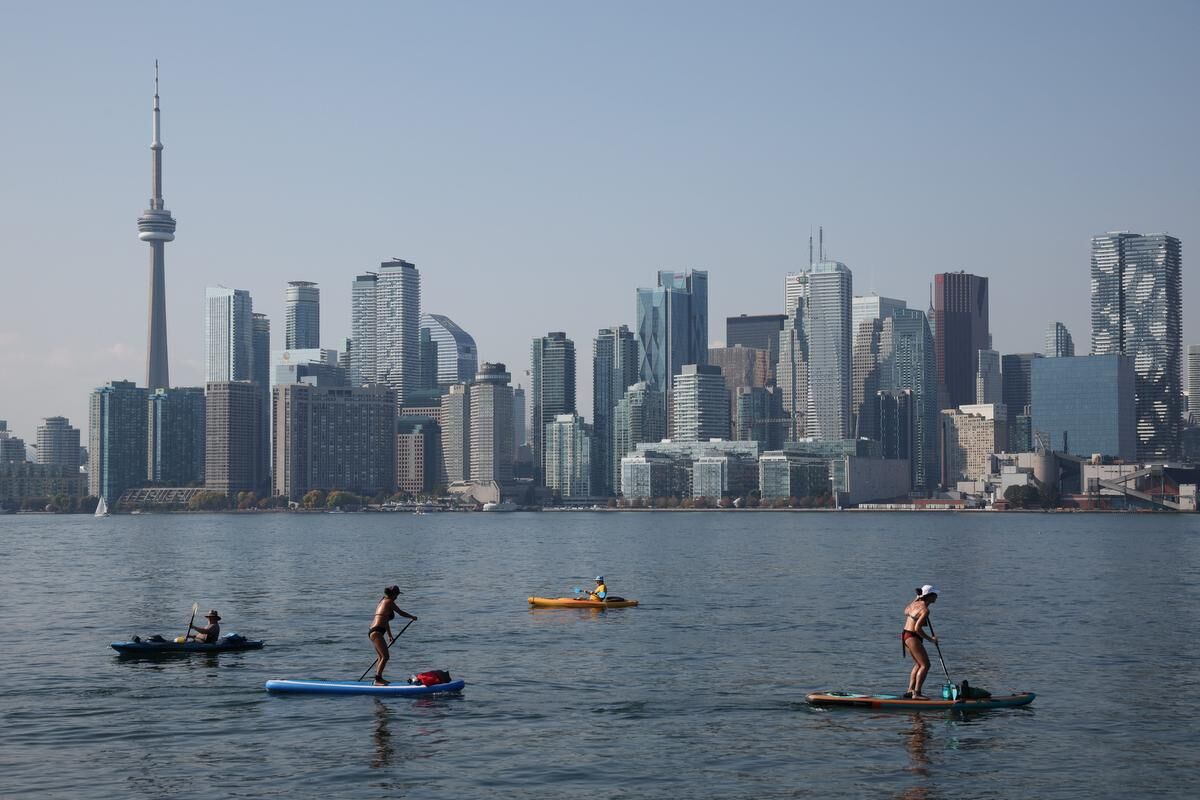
top-left (187, 610), bottom-right (221, 644)
top-left (369, 585), bottom-right (417, 686)
top-left (586, 576), bottom-right (608, 601)
top-left (902, 586), bottom-right (939, 700)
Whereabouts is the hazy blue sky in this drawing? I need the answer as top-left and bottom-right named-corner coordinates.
top-left (1, 1), bottom-right (1198, 443)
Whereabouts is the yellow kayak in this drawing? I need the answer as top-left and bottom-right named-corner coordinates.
top-left (528, 596), bottom-right (639, 608)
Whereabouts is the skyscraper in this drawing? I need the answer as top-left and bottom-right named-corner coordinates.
top-left (1044, 322), bottom-right (1075, 358)
top-left (726, 314), bottom-right (785, 380)
top-left (852, 295), bottom-right (907, 347)
top-left (36, 417), bottom-right (81, 470)
top-left (531, 332), bottom-right (576, 484)
top-left (670, 364), bottom-right (729, 442)
top-left (613, 382), bottom-right (667, 493)
top-left (89, 380), bottom-right (149, 504)
top-left (878, 309), bottom-right (938, 493)
top-left (285, 281), bottom-right (320, 350)
top-left (1091, 232), bottom-right (1183, 461)
top-left (777, 311), bottom-right (808, 441)
top-left (252, 312), bottom-right (271, 483)
top-left (1188, 345), bottom-right (1200, 420)
top-left (513, 385), bottom-right (527, 452)
top-left (205, 287), bottom-right (253, 383)
top-left (469, 363), bottom-right (515, 484)
top-left (708, 345), bottom-right (769, 437)
top-left (374, 259), bottom-right (421, 407)
top-left (636, 270), bottom-right (708, 404)
top-left (148, 388), bottom-right (206, 485)
top-left (420, 314), bottom-right (478, 386)
top-left (544, 414), bottom-right (594, 499)
top-left (976, 349), bottom-right (1002, 405)
top-left (205, 381), bottom-right (261, 495)
top-left (350, 272), bottom-right (378, 386)
top-left (0, 422), bottom-right (27, 463)
top-left (851, 318), bottom-right (883, 441)
top-left (418, 327), bottom-right (439, 391)
top-left (932, 272), bottom-right (990, 410)
top-left (1031, 355), bottom-right (1136, 461)
top-left (593, 325), bottom-right (639, 495)
top-left (138, 63), bottom-right (176, 392)
top-left (803, 261), bottom-right (853, 440)
top-left (1002, 353), bottom-right (1042, 451)
top-left (735, 385), bottom-right (785, 450)
top-left (440, 383), bottom-right (471, 483)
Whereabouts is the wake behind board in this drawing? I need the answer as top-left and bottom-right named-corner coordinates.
top-left (265, 678), bottom-right (465, 696)
top-left (806, 691), bottom-right (1035, 711)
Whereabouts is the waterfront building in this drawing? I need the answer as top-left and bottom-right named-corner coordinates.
top-left (35, 417), bottom-right (80, 470)
top-left (631, 439), bottom-right (759, 498)
top-left (777, 311), bottom-right (808, 441)
top-left (138, 64), bottom-right (176, 392)
top-left (670, 364), bottom-right (729, 443)
top-left (834, 456), bottom-right (912, 506)
top-left (636, 269), bottom-right (708, 406)
top-left (374, 259), bottom-right (421, 406)
top-left (878, 308), bottom-right (938, 493)
top-left (0, 463), bottom-right (86, 505)
top-left (469, 363), bottom-right (515, 485)
top-left (147, 388), bottom-right (205, 485)
top-left (758, 451), bottom-right (830, 501)
top-left (285, 281), bottom-right (320, 350)
top-left (612, 382), bottom-right (667, 494)
top-left (976, 349), bottom-right (1002, 406)
top-left (619, 452), bottom-right (674, 500)
top-left (1091, 232), bottom-right (1183, 461)
top-left (544, 414), bottom-right (594, 499)
top-left (205, 381), bottom-right (261, 495)
top-left (940, 403), bottom-right (1007, 485)
top-left (350, 272), bottom-right (377, 386)
top-left (88, 380), bottom-right (148, 503)
top-left (1031, 355), bottom-right (1136, 461)
top-left (1189, 345), bottom-right (1200, 420)
top-left (932, 272), bottom-right (990, 410)
top-left (851, 318), bottom-right (883, 441)
top-left (1044, 322), bottom-right (1075, 358)
top-left (593, 325), bottom-right (639, 495)
top-left (440, 384), bottom-right (471, 484)
top-left (531, 332), bottom-right (576, 483)
top-left (1002, 353), bottom-right (1042, 451)
top-left (272, 383), bottom-right (396, 501)
top-left (735, 385), bottom-right (785, 450)
top-left (726, 314), bottom-right (785, 380)
top-left (693, 453), bottom-right (758, 499)
top-left (205, 287), bottom-right (253, 383)
top-left (419, 314), bottom-right (478, 387)
top-left (396, 416), bottom-right (440, 496)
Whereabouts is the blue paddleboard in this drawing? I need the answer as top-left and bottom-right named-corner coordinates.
top-left (265, 678), bottom-right (465, 696)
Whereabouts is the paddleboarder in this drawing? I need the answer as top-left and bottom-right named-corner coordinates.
top-left (187, 610), bottom-right (222, 644)
top-left (369, 586), bottom-right (417, 685)
top-left (901, 585), bottom-right (939, 699)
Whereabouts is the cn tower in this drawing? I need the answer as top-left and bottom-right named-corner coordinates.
top-left (137, 61), bottom-right (177, 390)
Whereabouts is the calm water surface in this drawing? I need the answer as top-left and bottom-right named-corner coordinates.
top-left (1, 511), bottom-right (1198, 798)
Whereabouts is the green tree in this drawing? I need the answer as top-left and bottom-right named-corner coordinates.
top-left (327, 490), bottom-right (359, 509)
top-left (188, 491), bottom-right (230, 511)
top-left (77, 496), bottom-right (100, 514)
top-left (302, 489), bottom-right (327, 509)
top-left (1003, 484), bottom-right (1026, 508)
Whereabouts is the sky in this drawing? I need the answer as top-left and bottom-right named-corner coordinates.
top-left (1, 1), bottom-right (1198, 445)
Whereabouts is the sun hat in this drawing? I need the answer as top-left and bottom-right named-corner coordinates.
top-left (919, 585), bottom-right (939, 598)
top-left (595, 576), bottom-right (604, 582)
top-left (205, 610), bottom-right (222, 620)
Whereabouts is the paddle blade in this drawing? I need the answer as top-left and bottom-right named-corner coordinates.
top-left (192, 602), bottom-right (199, 615)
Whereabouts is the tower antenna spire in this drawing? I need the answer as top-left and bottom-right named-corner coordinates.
top-left (138, 61), bottom-right (177, 391)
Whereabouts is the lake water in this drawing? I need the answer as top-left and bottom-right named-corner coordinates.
top-left (1, 510), bottom-right (1198, 799)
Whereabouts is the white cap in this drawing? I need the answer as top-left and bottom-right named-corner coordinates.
top-left (920, 584), bottom-right (939, 598)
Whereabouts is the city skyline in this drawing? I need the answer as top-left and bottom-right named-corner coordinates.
top-left (2, 3), bottom-right (1199, 441)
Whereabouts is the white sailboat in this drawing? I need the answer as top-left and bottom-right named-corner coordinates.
top-left (94, 496), bottom-right (110, 518)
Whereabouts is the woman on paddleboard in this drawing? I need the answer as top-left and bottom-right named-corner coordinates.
top-left (369, 586), bottom-right (417, 686)
top-left (901, 585), bottom-right (939, 699)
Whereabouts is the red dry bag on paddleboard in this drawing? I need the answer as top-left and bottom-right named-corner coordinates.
top-left (412, 670), bottom-right (452, 686)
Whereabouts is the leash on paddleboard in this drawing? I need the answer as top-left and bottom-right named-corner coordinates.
top-left (358, 618), bottom-right (416, 681)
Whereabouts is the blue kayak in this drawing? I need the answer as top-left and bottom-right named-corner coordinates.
top-left (265, 678), bottom-right (465, 696)
top-left (111, 635), bottom-right (264, 655)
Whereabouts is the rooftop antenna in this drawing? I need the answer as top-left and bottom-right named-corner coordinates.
top-left (808, 233), bottom-right (813, 269)
top-left (819, 226), bottom-right (824, 262)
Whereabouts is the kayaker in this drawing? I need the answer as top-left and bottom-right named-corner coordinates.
top-left (369, 586), bottom-right (418, 686)
top-left (187, 610), bottom-right (221, 644)
top-left (587, 576), bottom-right (608, 601)
top-left (901, 585), bottom-right (939, 700)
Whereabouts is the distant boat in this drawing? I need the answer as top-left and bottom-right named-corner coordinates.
top-left (482, 501), bottom-right (517, 512)
top-left (95, 497), bottom-right (110, 518)
top-left (413, 507), bottom-right (425, 515)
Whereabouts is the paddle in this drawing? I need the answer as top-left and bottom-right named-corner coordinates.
top-left (358, 618), bottom-right (416, 681)
top-left (926, 619), bottom-right (955, 697)
top-left (181, 602), bottom-right (198, 643)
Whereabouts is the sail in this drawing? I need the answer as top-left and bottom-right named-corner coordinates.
top-left (95, 497), bottom-right (109, 517)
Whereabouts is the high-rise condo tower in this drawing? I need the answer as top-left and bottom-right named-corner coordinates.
top-left (137, 62), bottom-right (177, 391)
